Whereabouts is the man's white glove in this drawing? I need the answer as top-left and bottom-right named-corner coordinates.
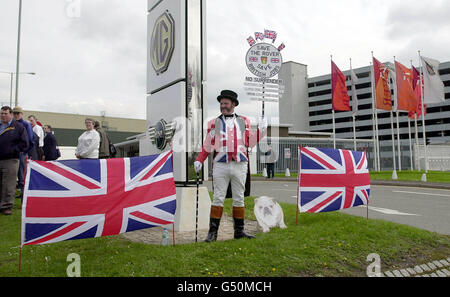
top-left (258, 117), bottom-right (268, 131)
top-left (194, 161), bottom-right (203, 173)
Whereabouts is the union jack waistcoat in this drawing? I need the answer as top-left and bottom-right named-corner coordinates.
top-left (196, 114), bottom-right (265, 164)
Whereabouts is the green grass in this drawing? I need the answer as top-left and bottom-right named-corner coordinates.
top-left (1, 197), bottom-right (449, 277)
top-left (253, 170), bottom-right (450, 183)
top-left (370, 170), bottom-right (450, 183)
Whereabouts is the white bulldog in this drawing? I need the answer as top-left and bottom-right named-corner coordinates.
top-left (254, 196), bottom-right (287, 233)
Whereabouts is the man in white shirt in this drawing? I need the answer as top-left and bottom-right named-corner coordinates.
top-left (75, 118), bottom-right (100, 159)
top-left (28, 115), bottom-right (44, 160)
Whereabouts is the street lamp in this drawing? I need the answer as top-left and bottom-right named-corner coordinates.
top-left (15, 0), bottom-right (23, 107)
top-left (0, 71), bottom-right (36, 107)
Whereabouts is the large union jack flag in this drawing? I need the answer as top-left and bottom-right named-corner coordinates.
top-left (298, 147), bottom-right (370, 213)
top-left (21, 150), bottom-right (176, 246)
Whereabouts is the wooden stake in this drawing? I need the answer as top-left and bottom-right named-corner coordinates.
top-left (296, 145), bottom-right (302, 225)
top-left (18, 247), bottom-right (22, 272)
top-left (172, 223), bottom-right (175, 246)
top-left (364, 147), bottom-right (369, 220)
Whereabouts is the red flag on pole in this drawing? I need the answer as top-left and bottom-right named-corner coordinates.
top-left (373, 57), bottom-right (392, 111)
top-left (331, 61), bottom-right (350, 111)
top-left (395, 61), bottom-right (417, 112)
top-left (409, 66), bottom-right (426, 119)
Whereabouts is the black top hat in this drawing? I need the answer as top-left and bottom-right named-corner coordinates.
top-left (217, 90), bottom-right (239, 106)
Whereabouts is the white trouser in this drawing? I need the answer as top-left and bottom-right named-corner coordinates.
top-left (212, 161), bottom-right (248, 207)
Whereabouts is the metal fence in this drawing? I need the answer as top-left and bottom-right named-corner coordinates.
top-left (416, 144), bottom-right (450, 172)
top-left (114, 138), bottom-right (140, 158)
top-left (255, 137), bottom-right (450, 174)
top-left (256, 137), bottom-right (375, 174)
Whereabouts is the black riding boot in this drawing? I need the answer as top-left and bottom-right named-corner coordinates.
top-left (205, 205), bottom-right (223, 243)
top-left (205, 218), bottom-right (221, 242)
top-left (233, 218), bottom-right (255, 239)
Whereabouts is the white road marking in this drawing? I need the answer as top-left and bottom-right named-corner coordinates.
top-left (392, 190), bottom-right (450, 198)
top-left (362, 206), bottom-right (420, 216)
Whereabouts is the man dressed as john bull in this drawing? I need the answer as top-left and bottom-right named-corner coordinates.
top-left (194, 90), bottom-right (267, 242)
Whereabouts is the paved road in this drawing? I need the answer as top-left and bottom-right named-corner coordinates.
top-left (204, 180), bottom-right (450, 235)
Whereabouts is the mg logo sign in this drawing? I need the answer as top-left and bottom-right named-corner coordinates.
top-left (150, 11), bottom-right (175, 75)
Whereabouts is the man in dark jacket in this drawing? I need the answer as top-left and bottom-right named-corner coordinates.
top-left (94, 121), bottom-right (110, 159)
top-left (0, 106), bottom-right (29, 215)
top-left (12, 106), bottom-right (34, 196)
top-left (43, 125), bottom-right (59, 161)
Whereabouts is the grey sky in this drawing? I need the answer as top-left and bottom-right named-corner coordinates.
top-left (0, 0), bottom-right (449, 121)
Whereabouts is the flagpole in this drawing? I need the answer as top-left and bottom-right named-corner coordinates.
top-left (19, 212), bottom-right (23, 272)
top-left (411, 60), bottom-right (419, 171)
top-left (375, 101), bottom-right (381, 171)
top-left (415, 115), bottom-right (420, 171)
top-left (352, 114), bottom-right (357, 151)
top-left (370, 85), bottom-right (377, 171)
top-left (19, 158), bottom-right (29, 272)
top-left (262, 80), bottom-right (265, 118)
top-left (170, 144), bottom-right (176, 246)
top-left (195, 172), bottom-right (199, 243)
top-left (350, 58), bottom-right (357, 151)
top-left (366, 202), bottom-right (369, 220)
top-left (393, 56), bottom-right (402, 172)
top-left (372, 111), bottom-right (378, 171)
top-left (370, 57), bottom-right (376, 169)
top-left (390, 111), bottom-right (398, 179)
top-left (396, 110), bottom-right (402, 171)
top-left (331, 55), bottom-right (336, 149)
top-left (363, 147), bottom-right (369, 220)
top-left (418, 51), bottom-right (429, 179)
top-left (296, 145), bottom-right (302, 225)
top-left (370, 53), bottom-right (380, 171)
top-left (332, 110), bottom-right (336, 149)
top-left (408, 116), bottom-right (414, 170)
top-left (371, 52), bottom-right (381, 171)
top-left (370, 81), bottom-right (378, 171)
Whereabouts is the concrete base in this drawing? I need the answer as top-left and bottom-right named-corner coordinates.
top-left (421, 173), bottom-right (427, 182)
top-left (285, 168), bottom-right (291, 177)
top-left (392, 170), bottom-right (398, 180)
top-left (168, 186), bottom-right (211, 232)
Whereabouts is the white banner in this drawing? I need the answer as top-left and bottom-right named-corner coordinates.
top-left (421, 56), bottom-right (445, 104)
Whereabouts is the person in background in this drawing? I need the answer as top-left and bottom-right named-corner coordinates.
top-left (12, 106), bottom-right (34, 198)
top-left (75, 118), bottom-right (100, 159)
top-left (265, 146), bottom-right (275, 179)
top-left (0, 106), bottom-right (29, 215)
top-left (28, 115), bottom-right (44, 160)
top-left (94, 121), bottom-right (110, 159)
top-left (43, 125), bottom-right (59, 161)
